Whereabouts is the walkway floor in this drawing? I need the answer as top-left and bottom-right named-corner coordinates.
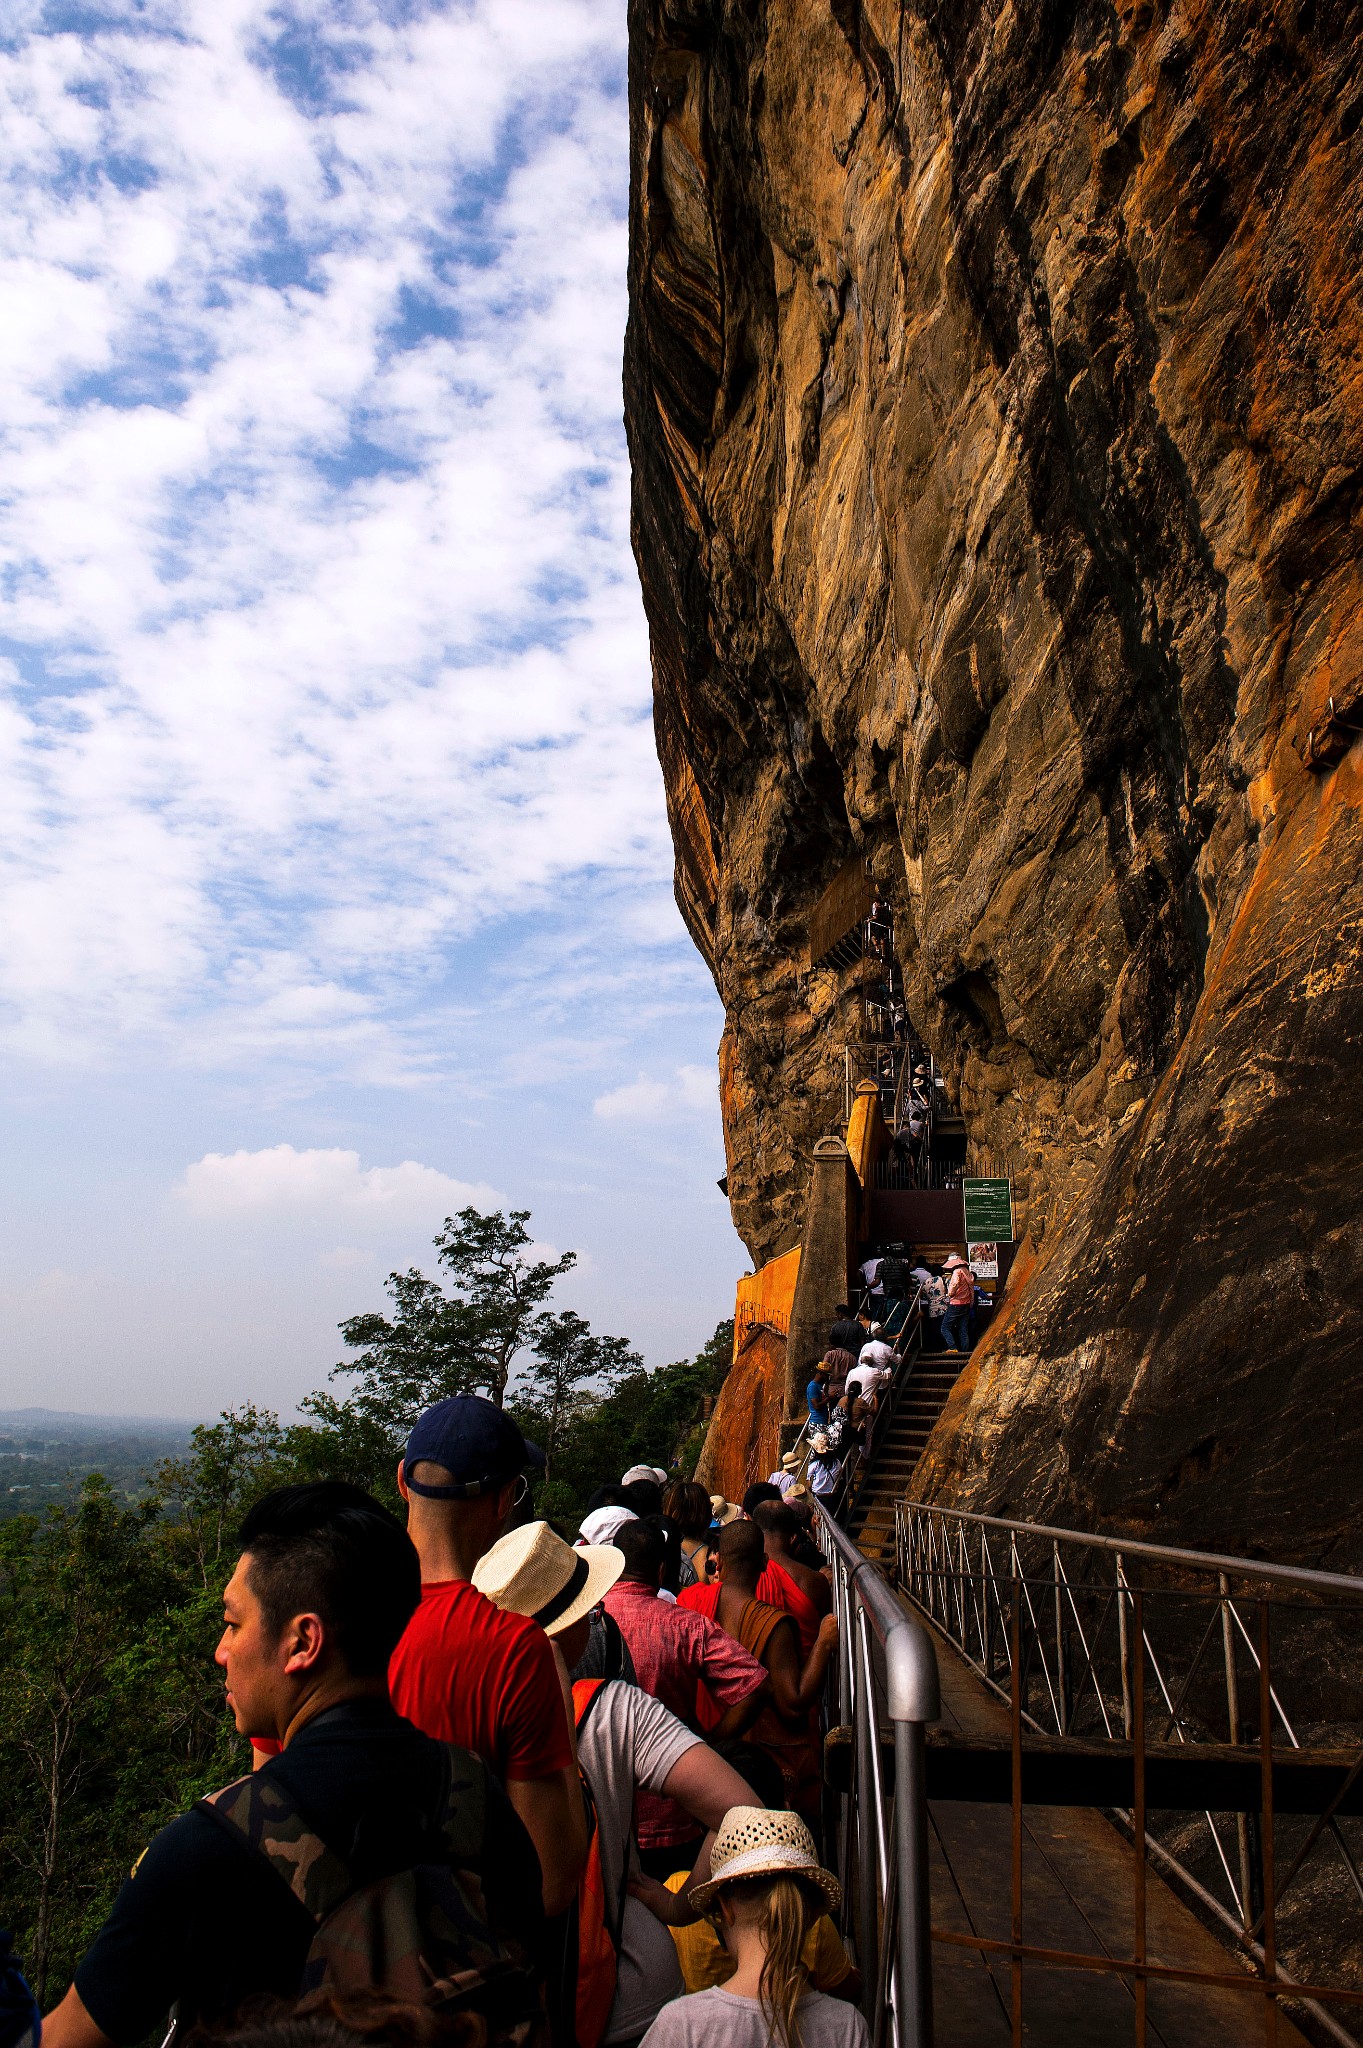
top-left (921, 1615), bottom-right (1310, 2048)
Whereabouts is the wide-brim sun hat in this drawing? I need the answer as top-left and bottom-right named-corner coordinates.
top-left (709, 1495), bottom-right (743, 1525)
top-left (780, 1452), bottom-right (801, 1470)
top-left (472, 1519), bottom-right (624, 1636)
top-left (689, 1806), bottom-right (841, 1916)
top-left (810, 1433), bottom-right (830, 1455)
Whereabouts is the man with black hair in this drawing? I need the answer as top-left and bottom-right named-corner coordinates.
top-left (828, 1306), bottom-right (866, 1357)
top-left (602, 1520), bottom-right (767, 1877)
top-left (388, 1396), bottom-right (586, 1919)
top-left (620, 1476), bottom-right (663, 1518)
top-left (741, 1481), bottom-right (781, 1518)
top-left (41, 1483), bottom-right (542, 2048)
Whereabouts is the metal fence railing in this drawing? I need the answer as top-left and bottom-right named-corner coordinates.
top-left (897, 1501), bottom-right (1363, 2044)
top-left (813, 1496), bottom-right (940, 2048)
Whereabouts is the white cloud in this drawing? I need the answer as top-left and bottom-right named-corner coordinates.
top-left (0, 1), bottom-right (668, 1075)
top-left (593, 1066), bottom-right (717, 1124)
top-left (177, 1143), bottom-right (498, 1219)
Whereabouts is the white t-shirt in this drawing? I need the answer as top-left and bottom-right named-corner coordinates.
top-left (641, 1985), bottom-right (870, 2048)
top-left (859, 1256), bottom-right (883, 1290)
top-left (575, 1680), bottom-right (702, 2043)
top-left (845, 1363), bottom-right (889, 1400)
top-left (857, 1340), bottom-right (897, 1371)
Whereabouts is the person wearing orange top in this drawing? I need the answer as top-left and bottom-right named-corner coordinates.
top-left (679, 1522), bottom-right (837, 1820)
top-left (751, 1502), bottom-right (831, 1660)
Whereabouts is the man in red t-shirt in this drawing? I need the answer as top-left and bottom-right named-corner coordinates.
top-left (602, 1519), bottom-right (767, 1876)
top-left (387, 1395), bottom-right (586, 1918)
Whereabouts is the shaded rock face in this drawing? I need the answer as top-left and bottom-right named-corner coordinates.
top-left (625, 0), bottom-right (1363, 1561)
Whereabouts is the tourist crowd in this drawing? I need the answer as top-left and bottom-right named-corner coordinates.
top-left (30, 1393), bottom-right (869, 2048)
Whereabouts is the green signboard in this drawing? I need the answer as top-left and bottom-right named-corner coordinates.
top-left (962, 1176), bottom-right (1013, 1241)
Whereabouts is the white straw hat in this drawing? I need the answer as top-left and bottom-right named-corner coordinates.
top-left (472, 1519), bottom-right (624, 1636)
top-left (689, 1806), bottom-right (841, 1915)
top-left (709, 1494), bottom-right (743, 1525)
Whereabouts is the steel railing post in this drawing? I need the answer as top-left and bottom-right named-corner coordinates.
top-left (895, 1716), bottom-right (934, 2048)
top-left (1220, 1570), bottom-right (1254, 1930)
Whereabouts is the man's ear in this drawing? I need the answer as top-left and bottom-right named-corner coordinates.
top-left (396, 1457), bottom-right (409, 1503)
top-left (282, 1612), bottom-right (327, 1676)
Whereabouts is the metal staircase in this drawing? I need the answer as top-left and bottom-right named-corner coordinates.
top-left (844, 1349), bottom-right (966, 1560)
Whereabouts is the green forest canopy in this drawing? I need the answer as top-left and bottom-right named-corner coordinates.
top-left (0, 1207), bottom-right (733, 2005)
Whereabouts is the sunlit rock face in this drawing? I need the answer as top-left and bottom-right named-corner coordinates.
top-left (625, 0), bottom-right (1363, 1562)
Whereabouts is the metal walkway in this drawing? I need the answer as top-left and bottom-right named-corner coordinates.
top-left (924, 1613), bottom-right (1309, 2048)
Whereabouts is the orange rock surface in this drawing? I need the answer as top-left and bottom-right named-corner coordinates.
top-left (696, 1322), bottom-right (788, 1504)
top-left (626, 0), bottom-right (1363, 1560)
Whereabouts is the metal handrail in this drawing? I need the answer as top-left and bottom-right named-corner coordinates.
top-left (812, 1495), bottom-right (939, 2048)
top-left (901, 1500), bottom-right (1363, 1601)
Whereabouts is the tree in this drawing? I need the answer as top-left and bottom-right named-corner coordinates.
top-left (514, 1312), bottom-right (642, 1479)
top-left (0, 1482), bottom-right (233, 2002)
top-left (524, 1318), bottom-right (735, 1517)
top-left (333, 1208), bottom-right (575, 1426)
top-left (154, 1406), bottom-right (285, 1586)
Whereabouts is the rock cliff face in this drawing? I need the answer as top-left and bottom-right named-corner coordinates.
top-left (625, 0), bottom-right (1363, 1562)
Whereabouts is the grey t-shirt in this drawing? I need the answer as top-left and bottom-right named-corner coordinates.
top-left (640, 1985), bottom-right (870, 2048)
top-left (575, 1680), bottom-right (701, 2045)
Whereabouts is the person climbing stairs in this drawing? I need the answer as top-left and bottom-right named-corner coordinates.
top-left (843, 1349), bottom-right (967, 1560)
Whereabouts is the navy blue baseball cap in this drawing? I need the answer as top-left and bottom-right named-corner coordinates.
top-left (402, 1394), bottom-right (545, 1500)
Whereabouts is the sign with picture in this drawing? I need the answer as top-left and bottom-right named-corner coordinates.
top-left (968, 1242), bottom-right (999, 1279)
top-left (962, 1175), bottom-right (1013, 1241)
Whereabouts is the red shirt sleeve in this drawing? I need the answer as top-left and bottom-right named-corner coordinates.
top-left (497, 1622), bottom-right (574, 1781)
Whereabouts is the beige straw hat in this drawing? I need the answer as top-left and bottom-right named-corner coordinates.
top-left (471, 1519), bottom-right (624, 1636)
top-left (709, 1495), bottom-right (743, 1525)
top-left (688, 1806), bottom-right (841, 1915)
top-left (780, 1452), bottom-right (801, 1471)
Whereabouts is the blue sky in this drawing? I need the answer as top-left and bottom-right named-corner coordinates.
top-left (0, 0), bottom-right (743, 1419)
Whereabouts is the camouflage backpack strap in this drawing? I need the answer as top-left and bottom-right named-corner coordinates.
top-left (197, 1771), bottom-right (354, 1924)
top-left (433, 1743), bottom-right (487, 1866)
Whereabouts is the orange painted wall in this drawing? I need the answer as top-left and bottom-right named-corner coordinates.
top-left (733, 1243), bottom-right (801, 1356)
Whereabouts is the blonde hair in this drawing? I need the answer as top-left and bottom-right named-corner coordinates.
top-left (716, 1872), bottom-right (822, 2048)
